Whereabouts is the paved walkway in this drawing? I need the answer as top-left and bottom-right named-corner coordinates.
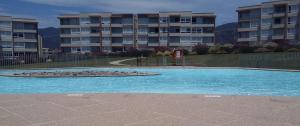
top-left (0, 94), bottom-right (299, 126)
top-left (109, 58), bottom-right (137, 66)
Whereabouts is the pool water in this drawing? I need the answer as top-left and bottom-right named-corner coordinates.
top-left (0, 67), bottom-right (300, 96)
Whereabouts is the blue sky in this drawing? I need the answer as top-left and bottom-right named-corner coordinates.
top-left (0, 0), bottom-right (269, 28)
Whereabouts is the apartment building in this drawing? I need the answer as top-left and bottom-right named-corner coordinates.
top-left (237, 0), bottom-right (300, 46)
top-left (0, 16), bottom-right (39, 58)
top-left (58, 11), bottom-right (215, 54)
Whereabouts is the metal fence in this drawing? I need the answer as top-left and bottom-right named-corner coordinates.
top-left (1, 52), bottom-right (300, 70)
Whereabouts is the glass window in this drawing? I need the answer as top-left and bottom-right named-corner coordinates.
top-left (180, 36), bottom-right (191, 41)
top-left (80, 17), bottom-right (90, 24)
top-left (261, 30), bottom-right (271, 37)
top-left (288, 28), bottom-right (296, 35)
top-left (24, 33), bottom-right (36, 39)
top-left (159, 36), bottom-right (167, 41)
top-left (123, 36), bottom-right (133, 41)
top-left (71, 28), bottom-right (80, 33)
top-left (250, 20), bottom-right (259, 28)
top-left (160, 27), bottom-right (168, 33)
top-left (289, 5), bottom-right (299, 13)
top-left (1, 41), bottom-right (12, 48)
top-left (192, 27), bottom-right (202, 33)
top-left (102, 17), bottom-right (110, 24)
top-left (123, 27), bottom-right (133, 33)
top-left (250, 31), bottom-right (258, 38)
top-left (180, 27), bottom-right (191, 33)
top-left (203, 37), bottom-right (213, 43)
top-left (288, 17), bottom-right (297, 24)
top-left (180, 17), bottom-right (191, 23)
top-left (81, 28), bottom-right (90, 33)
top-left (138, 36), bottom-right (147, 41)
top-left (13, 32), bottom-right (24, 38)
top-left (103, 37), bottom-right (110, 41)
top-left (71, 37), bottom-right (80, 41)
top-left (261, 19), bottom-right (272, 26)
top-left (262, 8), bottom-right (273, 15)
top-left (138, 27), bottom-right (148, 33)
top-left (0, 21), bottom-right (12, 28)
top-left (0, 31), bottom-right (11, 36)
top-left (159, 17), bottom-right (168, 23)
top-left (14, 42), bottom-right (25, 48)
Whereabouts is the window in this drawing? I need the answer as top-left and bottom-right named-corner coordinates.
top-left (81, 28), bottom-right (90, 33)
top-left (1, 41), bottom-right (12, 48)
top-left (25, 43), bottom-right (36, 49)
top-left (180, 36), bottom-right (191, 41)
top-left (71, 28), bottom-right (80, 33)
top-left (102, 17), bottom-right (110, 24)
top-left (262, 8), bottom-right (273, 15)
top-left (138, 27), bottom-right (148, 33)
top-left (250, 21), bottom-right (259, 28)
top-left (250, 31), bottom-right (258, 38)
top-left (191, 37), bottom-right (202, 42)
top-left (81, 37), bottom-right (90, 41)
top-left (288, 28), bottom-right (296, 35)
top-left (0, 31), bottom-right (11, 36)
top-left (261, 19), bottom-right (272, 26)
top-left (289, 5), bottom-right (299, 13)
top-left (24, 23), bottom-right (36, 30)
top-left (138, 36), bottom-right (147, 41)
top-left (261, 30), bottom-right (271, 37)
top-left (180, 27), bottom-right (191, 33)
top-left (203, 37), bottom-right (213, 43)
top-left (14, 42), bottom-right (25, 48)
top-left (123, 27), bottom-right (133, 33)
top-left (103, 37), bottom-right (110, 41)
top-left (159, 36), bottom-right (167, 41)
top-left (159, 17), bottom-right (168, 23)
top-left (13, 32), bottom-right (24, 38)
top-left (80, 17), bottom-right (90, 24)
top-left (288, 17), bottom-right (297, 24)
top-left (159, 27), bottom-right (168, 33)
top-left (192, 27), bottom-right (202, 33)
top-left (71, 37), bottom-right (80, 41)
top-left (123, 36), bottom-right (133, 41)
top-left (24, 33), bottom-right (36, 39)
top-left (0, 21), bottom-right (11, 28)
top-left (102, 27), bottom-right (110, 32)
top-left (13, 22), bottom-right (24, 29)
top-left (180, 17), bottom-right (191, 23)
top-left (203, 27), bottom-right (213, 33)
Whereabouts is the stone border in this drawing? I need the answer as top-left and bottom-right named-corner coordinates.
top-left (0, 71), bottom-right (160, 78)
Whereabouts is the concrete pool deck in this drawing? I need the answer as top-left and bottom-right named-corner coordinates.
top-left (0, 94), bottom-right (299, 126)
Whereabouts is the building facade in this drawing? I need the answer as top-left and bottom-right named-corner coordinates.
top-left (237, 0), bottom-right (300, 46)
top-left (58, 11), bottom-right (215, 54)
top-left (0, 16), bottom-right (39, 58)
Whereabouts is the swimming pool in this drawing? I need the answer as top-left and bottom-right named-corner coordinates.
top-left (0, 67), bottom-right (300, 96)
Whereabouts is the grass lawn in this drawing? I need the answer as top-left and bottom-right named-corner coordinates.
top-left (124, 52), bottom-right (300, 70)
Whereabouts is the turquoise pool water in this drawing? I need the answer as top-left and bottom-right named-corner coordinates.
top-left (0, 67), bottom-right (300, 96)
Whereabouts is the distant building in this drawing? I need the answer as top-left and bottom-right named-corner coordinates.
top-left (58, 11), bottom-right (216, 54)
top-left (0, 15), bottom-right (39, 58)
top-left (237, 0), bottom-right (300, 46)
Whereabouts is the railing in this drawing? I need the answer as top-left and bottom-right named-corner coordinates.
top-left (1, 52), bottom-right (300, 70)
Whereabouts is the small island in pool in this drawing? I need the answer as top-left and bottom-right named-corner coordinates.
top-left (0, 71), bottom-right (160, 78)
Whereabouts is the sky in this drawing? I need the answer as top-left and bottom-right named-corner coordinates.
top-left (0, 0), bottom-right (270, 28)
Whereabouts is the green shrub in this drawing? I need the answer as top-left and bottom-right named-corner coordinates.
top-left (182, 49), bottom-right (189, 55)
top-left (287, 48), bottom-right (300, 52)
top-left (192, 44), bottom-right (209, 55)
top-left (254, 48), bottom-right (272, 53)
